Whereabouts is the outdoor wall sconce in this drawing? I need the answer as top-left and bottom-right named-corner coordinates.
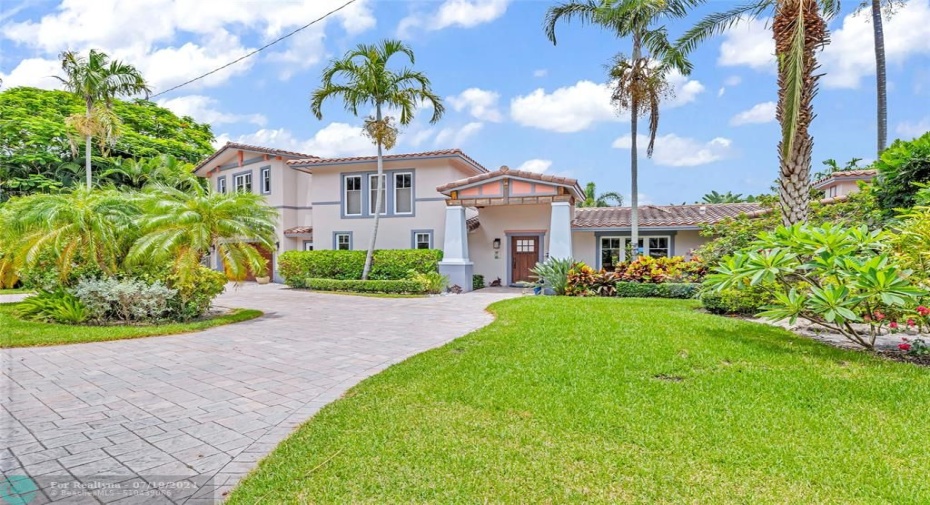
top-left (493, 238), bottom-right (501, 250)
top-left (275, 241), bottom-right (280, 251)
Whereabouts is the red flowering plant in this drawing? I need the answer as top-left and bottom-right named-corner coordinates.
top-left (899, 337), bottom-right (930, 356)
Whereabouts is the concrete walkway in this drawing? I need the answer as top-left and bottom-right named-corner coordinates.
top-left (1, 285), bottom-right (519, 503)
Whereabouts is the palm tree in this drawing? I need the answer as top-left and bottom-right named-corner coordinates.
top-left (545, 0), bottom-right (695, 258)
top-left (679, 0), bottom-right (838, 225)
top-left (127, 184), bottom-right (279, 283)
top-left (311, 39), bottom-right (444, 280)
top-left (55, 49), bottom-right (151, 189)
top-left (701, 190), bottom-right (745, 203)
top-left (578, 182), bottom-right (624, 207)
top-left (5, 187), bottom-right (138, 280)
top-left (100, 154), bottom-right (200, 190)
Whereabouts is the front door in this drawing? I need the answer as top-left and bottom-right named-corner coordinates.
top-left (511, 236), bottom-right (539, 284)
top-left (244, 246), bottom-right (274, 281)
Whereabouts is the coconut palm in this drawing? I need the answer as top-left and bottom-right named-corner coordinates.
top-left (311, 39), bottom-right (444, 280)
top-left (545, 0), bottom-right (695, 258)
top-left (679, 0), bottom-right (839, 225)
top-left (4, 187), bottom-right (139, 280)
top-left (100, 154), bottom-right (201, 190)
top-left (127, 183), bottom-right (279, 282)
top-left (55, 49), bottom-right (151, 189)
top-left (578, 182), bottom-right (624, 207)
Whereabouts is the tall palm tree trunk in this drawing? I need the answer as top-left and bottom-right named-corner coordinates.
top-left (629, 34), bottom-right (642, 259)
top-left (85, 98), bottom-right (93, 189)
top-left (774, 0), bottom-right (825, 225)
top-left (871, 0), bottom-right (887, 155)
top-left (361, 104), bottom-right (385, 280)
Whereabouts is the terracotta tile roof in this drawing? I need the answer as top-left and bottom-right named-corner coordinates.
top-left (287, 149), bottom-right (487, 173)
top-left (466, 216), bottom-right (480, 232)
top-left (194, 142), bottom-right (316, 172)
top-left (436, 165), bottom-right (585, 199)
top-left (572, 203), bottom-right (764, 229)
top-left (283, 226), bottom-right (313, 236)
top-left (812, 169), bottom-right (877, 187)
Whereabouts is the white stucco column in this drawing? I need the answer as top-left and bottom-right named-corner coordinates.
top-left (438, 205), bottom-right (474, 291)
top-left (549, 201), bottom-right (573, 260)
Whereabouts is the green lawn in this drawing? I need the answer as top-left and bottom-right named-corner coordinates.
top-left (0, 304), bottom-right (262, 347)
top-left (0, 288), bottom-right (32, 294)
top-left (229, 297), bottom-right (930, 504)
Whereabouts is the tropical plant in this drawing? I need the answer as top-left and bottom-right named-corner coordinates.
top-left (812, 157), bottom-right (865, 182)
top-left (127, 183), bottom-right (278, 282)
top-left (577, 181), bottom-right (623, 207)
top-left (700, 190), bottom-right (747, 203)
top-left (99, 154), bottom-right (200, 190)
top-left (408, 270), bottom-right (448, 294)
top-left (15, 290), bottom-right (88, 324)
top-left (530, 257), bottom-right (574, 295)
top-left (872, 132), bottom-right (930, 216)
top-left (892, 203), bottom-right (930, 288)
top-left (705, 224), bottom-right (927, 349)
top-left (71, 277), bottom-right (176, 324)
top-left (54, 49), bottom-right (151, 188)
top-left (546, 0), bottom-right (694, 259)
top-left (679, 0), bottom-right (839, 226)
top-left (311, 39), bottom-right (444, 280)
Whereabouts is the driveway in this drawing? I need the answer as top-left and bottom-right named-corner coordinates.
top-left (1, 285), bottom-right (519, 503)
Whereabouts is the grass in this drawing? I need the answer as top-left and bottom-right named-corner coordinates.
top-left (0, 305), bottom-right (262, 348)
top-left (0, 288), bottom-right (32, 294)
top-left (229, 297), bottom-right (930, 504)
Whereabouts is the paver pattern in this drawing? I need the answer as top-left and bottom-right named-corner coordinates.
top-left (1, 284), bottom-right (518, 503)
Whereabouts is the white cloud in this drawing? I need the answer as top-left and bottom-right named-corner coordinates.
top-left (156, 95), bottom-right (266, 127)
top-left (0, 58), bottom-right (61, 89)
top-left (222, 123), bottom-right (373, 158)
top-left (533, 69), bottom-right (548, 78)
top-left (448, 88), bottom-right (503, 122)
top-left (434, 122), bottom-right (484, 147)
top-left (510, 73), bottom-right (704, 133)
top-left (515, 159), bottom-right (552, 173)
top-left (398, 0), bottom-right (509, 37)
top-left (896, 117), bottom-right (930, 138)
top-left (724, 75), bottom-right (743, 87)
top-left (730, 101), bottom-right (776, 126)
top-left (612, 133), bottom-right (734, 167)
top-left (0, 0), bottom-right (376, 92)
top-left (821, 0), bottom-right (930, 88)
top-left (718, 17), bottom-right (774, 72)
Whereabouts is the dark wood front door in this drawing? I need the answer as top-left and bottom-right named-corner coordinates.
top-left (245, 246), bottom-right (274, 281)
top-left (511, 236), bottom-right (539, 284)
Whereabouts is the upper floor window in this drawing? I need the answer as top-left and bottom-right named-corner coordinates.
top-left (345, 175), bottom-right (362, 216)
top-left (234, 172), bottom-right (252, 193)
top-left (395, 172), bottom-right (413, 214)
top-left (217, 176), bottom-right (227, 194)
top-left (260, 167), bottom-right (271, 194)
top-left (369, 174), bottom-right (386, 215)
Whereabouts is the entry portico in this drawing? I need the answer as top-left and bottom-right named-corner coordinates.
top-left (436, 166), bottom-right (585, 290)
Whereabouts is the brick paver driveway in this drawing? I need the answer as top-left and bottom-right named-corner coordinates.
top-left (1, 285), bottom-right (518, 503)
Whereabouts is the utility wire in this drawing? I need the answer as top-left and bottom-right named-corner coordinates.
top-left (150, 0), bottom-right (358, 99)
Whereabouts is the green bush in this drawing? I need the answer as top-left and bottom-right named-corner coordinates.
top-left (15, 290), bottom-right (88, 324)
top-left (473, 274), bottom-right (485, 290)
top-left (303, 278), bottom-right (427, 294)
top-left (614, 282), bottom-right (700, 299)
top-left (279, 249), bottom-right (443, 285)
top-left (71, 277), bottom-right (177, 324)
top-left (166, 267), bottom-right (228, 320)
top-left (408, 270), bottom-right (448, 294)
top-left (700, 286), bottom-right (773, 315)
top-left (873, 132), bottom-right (930, 217)
top-left (530, 257), bottom-right (574, 295)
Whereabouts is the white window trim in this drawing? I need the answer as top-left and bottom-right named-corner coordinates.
top-left (217, 177), bottom-right (226, 194)
top-left (415, 232), bottom-right (432, 249)
top-left (599, 235), bottom-right (671, 266)
top-left (344, 175), bottom-right (362, 216)
top-left (394, 172), bottom-right (413, 215)
top-left (233, 173), bottom-right (252, 193)
top-left (335, 233), bottom-right (352, 250)
top-left (369, 174), bottom-right (386, 216)
top-left (260, 167), bottom-right (271, 194)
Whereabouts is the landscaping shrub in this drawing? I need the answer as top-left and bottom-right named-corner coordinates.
top-left (613, 255), bottom-right (707, 283)
top-left (614, 282), bottom-right (700, 299)
top-left (15, 290), bottom-right (88, 324)
top-left (304, 278), bottom-right (427, 294)
top-left (700, 284), bottom-right (773, 315)
top-left (566, 263), bottom-right (698, 298)
top-left (72, 277), bottom-right (177, 324)
top-left (166, 267), bottom-right (228, 320)
top-left (408, 270), bottom-right (448, 294)
top-left (279, 249), bottom-right (443, 285)
top-left (873, 131), bottom-right (930, 217)
top-left (472, 274), bottom-right (485, 290)
top-left (530, 257), bottom-right (573, 295)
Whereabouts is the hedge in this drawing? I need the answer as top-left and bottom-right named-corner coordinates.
top-left (300, 278), bottom-right (427, 294)
top-left (700, 285), bottom-right (773, 315)
top-left (278, 249), bottom-right (443, 284)
top-left (614, 282), bottom-right (701, 299)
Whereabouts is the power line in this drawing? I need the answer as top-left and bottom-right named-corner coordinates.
top-left (150, 0), bottom-right (359, 99)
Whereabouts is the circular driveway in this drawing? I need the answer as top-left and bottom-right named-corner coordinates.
top-left (1, 285), bottom-right (518, 503)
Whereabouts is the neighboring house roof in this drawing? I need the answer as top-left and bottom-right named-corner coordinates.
top-left (572, 203), bottom-right (764, 229)
top-left (436, 165), bottom-right (586, 200)
top-left (194, 142), bottom-right (316, 173)
top-left (287, 149), bottom-right (487, 174)
top-left (811, 169), bottom-right (877, 189)
top-left (284, 226), bottom-right (313, 238)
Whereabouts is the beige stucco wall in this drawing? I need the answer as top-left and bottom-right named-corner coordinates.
top-left (567, 228), bottom-right (707, 271)
top-left (572, 231), bottom-right (597, 267)
top-left (468, 204), bottom-right (552, 285)
top-left (674, 230), bottom-right (705, 257)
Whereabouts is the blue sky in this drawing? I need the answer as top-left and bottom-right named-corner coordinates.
top-left (2, 0), bottom-right (929, 204)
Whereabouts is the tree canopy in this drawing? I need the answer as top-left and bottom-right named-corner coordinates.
top-left (0, 87), bottom-right (215, 198)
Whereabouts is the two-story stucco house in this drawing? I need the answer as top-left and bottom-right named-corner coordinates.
top-left (194, 142), bottom-right (766, 290)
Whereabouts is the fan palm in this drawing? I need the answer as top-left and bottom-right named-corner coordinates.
top-left (545, 0), bottom-right (695, 258)
top-left (678, 0), bottom-right (838, 225)
top-left (578, 182), bottom-right (624, 207)
top-left (311, 39), bottom-right (444, 280)
top-left (55, 49), bottom-right (151, 189)
top-left (4, 187), bottom-right (139, 280)
top-left (127, 183), bottom-right (278, 283)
